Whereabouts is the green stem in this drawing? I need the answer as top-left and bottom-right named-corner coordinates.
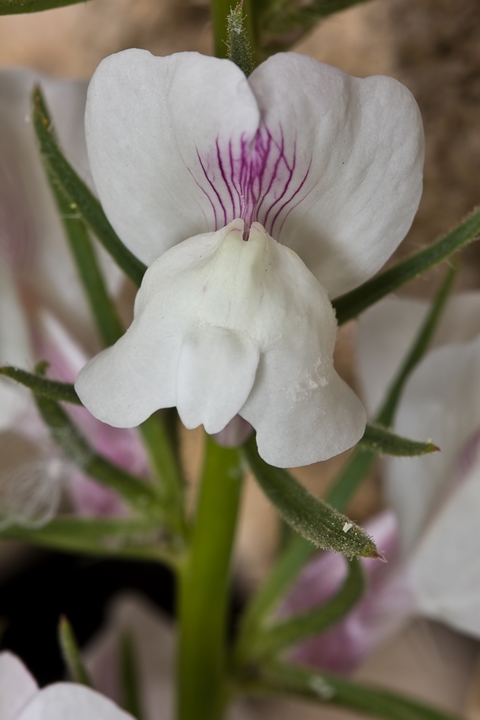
top-left (211, 0), bottom-right (256, 60)
top-left (177, 437), bottom-right (243, 720)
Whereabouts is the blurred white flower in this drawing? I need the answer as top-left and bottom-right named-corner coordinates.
top-left (76, 50), bottom-right (424, 468)
top-left (0, 69), bottom-right (147, 524)
top-left (356, 293), bottom-right (480, 638)
top-left (0, 651), bottom-right (134, 720)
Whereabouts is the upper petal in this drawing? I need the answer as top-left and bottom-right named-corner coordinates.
top-left (247, 53), bottom-right (424, 297)
top-left (17, 684), bottom-right (134, 720)
top-left (86, 50), bottom-right (260, 265)
top-left (0, 652), bottom-right (37, 720)
top-left (387, 336), bottom-right (480, 553)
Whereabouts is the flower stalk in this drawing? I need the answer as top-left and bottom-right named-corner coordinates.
top-left (176, 437), bottom-right (243, 720)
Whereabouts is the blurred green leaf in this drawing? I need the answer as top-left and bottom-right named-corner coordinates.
top-left (361, 424), bottom-right (438, 456)
top-left (120, 632), bottom-right (144, 720)
top-left (332, 210), bottom-right (477, 325)
top-left (35, 394), bottom-right (164, 519)
top-left (32, 87), bottom-right (146, 287)
top-left (1, 516), bottom-right (176, 564)
top-left (243, 436), bottom-right (379, 559)
top-left (235, 558), bottom-right (364, 667)
top-left (45, 148), bottom-right (124, 347)
top-left (58, 616), bottom-right (92, 686)
top-left (254, 662), bottom-right (463, 720)
top-left (0, 0), bottom-right (86, 14)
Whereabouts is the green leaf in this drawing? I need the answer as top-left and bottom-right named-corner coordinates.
top-left (0, 516), bottom-right (178, 564)
top-left (44, 150), bottom-right (124, 347)
top-left (35, 394), bottom-right (163, 518)
top-left (235, 558), bottom-right (364, 666)
top-left (254, 662), bottom-right (462, 720)
top-left (332, 209), bottom-right (479, 325)
top-left (120, 632), bottom-right (144, 720)
top-left (262, 0), bottom-right (369, 35)
top-left (0, 366), bottom-right (81, 404)
top-left (243, 436), bottom-right (379, 559)
top-left (361, 424), bottom-right (438, 456)
top-left (0, 0), bottom-right (86, 13)
top-left (58, 616), bottom-right (92, 687)
top-left (226, 2), bottom-right (256, 76)
top-left (376, 264), bottom-right (457, 427)
top-left (32, 87), bottom-right (146, 287)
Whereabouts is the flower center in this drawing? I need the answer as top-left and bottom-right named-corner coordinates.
top-left (194, 125), bottom-right (312, 239)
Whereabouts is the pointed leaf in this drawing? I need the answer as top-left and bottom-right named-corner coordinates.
top-left (361, 424), bottom-right (438, 457)
top-left (243, 436), bottom-right (379, 559)
top-left (58, 616), bottom-right (92, 687)
top-left (235, 558), bottom-right (364, 666)
top-left (119, 632), bottom-right (144, 720)
top-left (32, 87), bottom-right (146, 287)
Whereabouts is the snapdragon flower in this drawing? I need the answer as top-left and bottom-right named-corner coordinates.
top-left (0, 652), bottom-right (133, 720)
top-left (76, 50), bottom-right (424, 468)
top-left (356, 293), bottom-right (480, 638)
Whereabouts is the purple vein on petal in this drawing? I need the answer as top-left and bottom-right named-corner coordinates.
top-left (194, 123), bottom-right (312, 239)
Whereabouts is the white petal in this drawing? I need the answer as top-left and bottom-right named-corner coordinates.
top-left (76, 221), bottom-right (365, 466)
top-left (177, 327), bottom-right (259, 434)
top-left (17, 684), bottom-right (134, 720)
top-left (356, 294), bottom-right (480, 416)
top-left (86, 51), bottom-right (423, 299)
top-left (0, 652), bottom-right (37, 720)
top-left (387, 336), bottom-right (480, 553)
top-left (0, 261), bottom-right (32, 431)
top-left (243, 53), bottom-right (424, 297)
top-left (409, 459), bottom-right (480, 638)
top-left (86, 50), bottom-right (260, 265)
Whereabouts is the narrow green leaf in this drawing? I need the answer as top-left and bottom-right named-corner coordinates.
top-left (120, 632), bottom-right (144, 720)
top-left (35, 394), bottom-right (162, 517)
top-left (0, 366), bottom-right (81, 404)
top-left (32, 88), bottom-right (146, 287)
top-left (262, 0), bottom-right (369, 35)
top-left (227, 2), bottom-right (256, 76)
top-left (46, 164), bottom-right (124, 347)
top-left (376, 264), bottom-right (457, 427)
top-left (243, 436), bottom-right (379, 559)
top-left (0, 517), bottom-right (178, 565)
top-left (58, 616), bottom-right (92, 686)
top-left (254, 662), bottom-right (462, 720)
top-left (235, 558), bottom-right (364, 666)
top-left (361, 424), bottom-right (438, 457)
top-left (333, 209), bottom-right (479, 325)
top-left (211, 0), bottom-right (258, 64)
top-left (0, 0), bottom-right (86, 13)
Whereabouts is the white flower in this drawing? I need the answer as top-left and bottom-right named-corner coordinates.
top-left (75, 50), bottom-right (424, 468)
top-left (356, 293), bottom-right (480, 637)
top-left (0, 652), bottom-right (134, 720)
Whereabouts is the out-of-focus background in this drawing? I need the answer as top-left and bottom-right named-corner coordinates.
top-left (0, 0), bottom-right (479, 716)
